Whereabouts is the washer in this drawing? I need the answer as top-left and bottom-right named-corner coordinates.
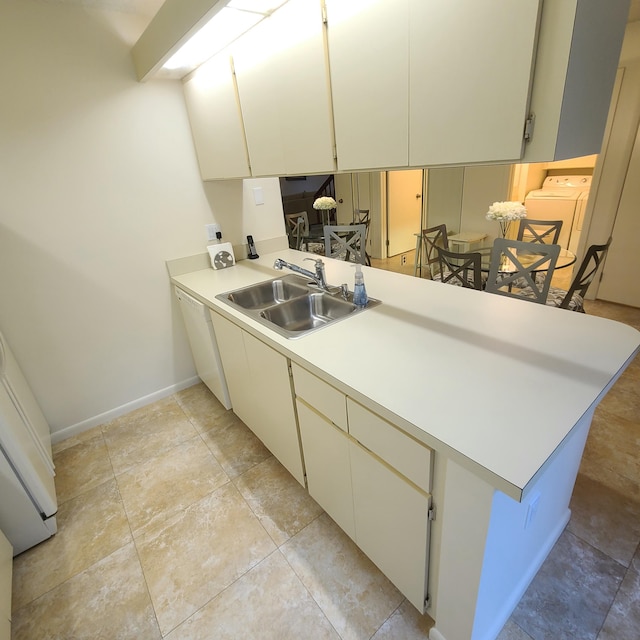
top-left (524, 175), bottom-right (592, 251)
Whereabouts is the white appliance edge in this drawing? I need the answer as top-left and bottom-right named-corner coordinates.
top-left (0, 331), bottom-right (57, 555)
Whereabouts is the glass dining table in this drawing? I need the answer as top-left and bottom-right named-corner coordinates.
top-left (473, 244), bottom-right (577, 274)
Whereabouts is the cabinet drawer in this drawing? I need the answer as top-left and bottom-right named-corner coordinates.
top-left (347, 399), bottom-right (432, 493)
top-left (292, 364), bottom-right (347, 432)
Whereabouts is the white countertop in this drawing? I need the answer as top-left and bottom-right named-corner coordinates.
top-left (171, 249), bottom-right (640, 501)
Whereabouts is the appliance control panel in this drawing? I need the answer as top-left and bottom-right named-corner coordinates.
top-left (542, 175), bottom-right (592, 189)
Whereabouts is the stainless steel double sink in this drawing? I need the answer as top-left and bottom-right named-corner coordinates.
top-left (216, 274), bottom-right (380, 339)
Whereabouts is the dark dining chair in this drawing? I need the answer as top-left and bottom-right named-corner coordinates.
top-left (516, 218), bottom-right (564, 287)
top-left (285, 212), bottom-right (307, 250)
top-left (351, 209), bottom-right (372, 265)
top-left (485, 238), bottom-right (560, 304)
top-left (433, 246), bottom-right (483, 290)
top-left (324, 224), bottom-right (367, 264)
top-left (539, 237), bottom-right (612, 312)
top-left (516, 219), bottom-right (563, 245)
top-left (416, 224), bottom-right (449, 279)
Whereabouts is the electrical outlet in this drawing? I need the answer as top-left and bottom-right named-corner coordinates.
top-left (524, 493), bottom-right (541, 529)
top-left (206, 223), bottom-right (222, 241)
top-left (401, 255), bottom-right (407, 265)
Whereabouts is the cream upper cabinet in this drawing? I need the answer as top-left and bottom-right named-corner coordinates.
top-left (232, 0), bottom-right (336, 177)
top-left (182, 52), bottom-right (251, 180)
top-left (523, 0), bottom-right (629, 162)
top-left (181, 0), bottom-right (627, 175)
top-left (324, 0), bottom-right (539, 170)
top-left (325, 0), bottom-right (410, 171)
top-left (409, 0), bottom-right (541, 166)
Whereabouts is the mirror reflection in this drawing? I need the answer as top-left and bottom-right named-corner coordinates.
top-left (279, 153), bottom-right (596, 280)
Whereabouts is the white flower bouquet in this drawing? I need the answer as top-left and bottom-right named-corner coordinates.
top-left (313, 196), bottom-right (337, 210)
top-left (486, 201), bottom-right (527, 237)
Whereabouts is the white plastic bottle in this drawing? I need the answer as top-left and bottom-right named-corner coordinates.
top-left (352, 264), bottom-right (368, 308)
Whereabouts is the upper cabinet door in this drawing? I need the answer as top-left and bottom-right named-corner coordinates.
top-left (409, 0), bottom-right (541, 166)
top-left (233, 0), bottom-right (336, 177)
top-left (182, 53), bottom-right (251, 180)
top-left (326, 0), bottom-right (410, 171)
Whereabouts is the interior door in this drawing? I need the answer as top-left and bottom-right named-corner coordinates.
top-left (597, 123), bottom-right (640, 307)
top-left (334, 173), bottom-right (354, 224)
top-left (387, 169), bottom-right (423, 256)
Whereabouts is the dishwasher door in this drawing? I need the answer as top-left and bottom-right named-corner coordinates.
top-left (175, 287), bottom-right (232, 410)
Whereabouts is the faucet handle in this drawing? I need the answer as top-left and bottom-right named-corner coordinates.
top-left (303, 257), bottom-right (323, 265)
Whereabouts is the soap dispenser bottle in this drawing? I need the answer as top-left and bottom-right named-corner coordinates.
top-left (352, 264), bottom-right (368, 308)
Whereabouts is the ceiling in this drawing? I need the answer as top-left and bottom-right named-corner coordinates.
top-left (38, 0), bottom-right (165, 19)
top-left (40, 0), bottom-right (640, 24)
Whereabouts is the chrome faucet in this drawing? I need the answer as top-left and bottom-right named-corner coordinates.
top-left (274, 257), bottom-right (329, 290)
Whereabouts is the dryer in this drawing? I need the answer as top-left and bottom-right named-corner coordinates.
top-left (524, 175), bottom-right (592, 251)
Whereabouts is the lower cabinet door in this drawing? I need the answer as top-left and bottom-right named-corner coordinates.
top-left (242, 332), bottom-right (305, 486)
top-left (209, 312), bottom-right (253, 425)
top-left (297, 401), bottom-right (356, 540)
top-left (210, 312), bottom-right (304, 486)
top-left (349, 442), bottom-right (431, 613)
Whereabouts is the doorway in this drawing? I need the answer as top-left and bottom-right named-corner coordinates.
top-left (597, 121), bottom-right (640, 306)
top-left (386, 169), bottom-right (424, 257)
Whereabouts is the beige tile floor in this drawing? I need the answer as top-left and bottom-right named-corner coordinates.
top-left (10, 384), bottom-right (434, 640)
top-left (10, 295), bottom-right (640, 640)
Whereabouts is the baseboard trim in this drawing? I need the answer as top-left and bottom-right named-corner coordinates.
top-left (430, 509), bottom-right (570, 640)
top-left (429, 627), bottom-right (446, 640)
top-left (50, 376), bottom-right (200, 444)
top-left (479, 509), bottom-right (571, 640)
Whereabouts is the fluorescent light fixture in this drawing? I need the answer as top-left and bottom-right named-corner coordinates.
top-left (162, 0), bottom-right (289, 75)
top-left (163, 8), bottom-right (260, 71)
top-left (227, 0), bottom-right (287, 11)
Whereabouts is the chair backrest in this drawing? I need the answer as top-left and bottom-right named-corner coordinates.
top-left (285, 211), bottom-right (309, 236)
top-left (559, 237), bottom-right (612, 308)
top-left (516, 219), bottom-right (563, 244)
top-left (287, 218), bottom-right (306, 250)
top-left (353, 209), bottom-right (371, 225)
top-left (421, 225), bottom-right (449, 278)
top-left (324, 224), bottom-right (367, 264)
top-left (485, 238), bottom-right (561, 304)
top-left (436, 246), bottom-right (483, 290)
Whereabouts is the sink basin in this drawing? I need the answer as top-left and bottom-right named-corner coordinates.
top-left (216, 273), bottom-right (380, 338)
top-left (226, 275), bottom-right (311, 310)
top-left (260, 292), bottom-right (356, 334)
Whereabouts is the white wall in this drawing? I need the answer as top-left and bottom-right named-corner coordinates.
top-left (423, 164), bottom-right (512, 240)
top-left (459, 165), bottom-right (513, 241)
top-left (0, 0), bottom-right (243, 438)
top-left (202, 178), bottom-right (286, 254)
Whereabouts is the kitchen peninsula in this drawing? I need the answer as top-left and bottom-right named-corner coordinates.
top-left (168, 248), bottom-right (640, 640)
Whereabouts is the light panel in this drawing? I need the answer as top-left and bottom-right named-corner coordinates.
top-left (162, 0), bottom-right (290, 76)
top-left (163, 7), bottom-right (261, 71)
top-left (227, 0), bottom-right (288, 12)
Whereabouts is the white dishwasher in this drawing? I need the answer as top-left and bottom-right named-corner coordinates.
top-left (174, 286), bottom-right (232, 410)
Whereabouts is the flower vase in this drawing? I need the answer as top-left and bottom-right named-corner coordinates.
top-left (499, 221), bottom-right (511, 239)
